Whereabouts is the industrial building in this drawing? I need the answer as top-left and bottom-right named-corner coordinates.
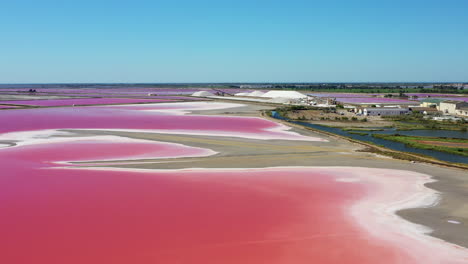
top-left (419, 98), bottom-right (444, 108)
top-left (439, 100), bottom-right (468, 116)
top-left (361, 107), bottom-right (409, 116)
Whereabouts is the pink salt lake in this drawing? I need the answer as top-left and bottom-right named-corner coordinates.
top-left (0, 102), bottom-right (466, 264)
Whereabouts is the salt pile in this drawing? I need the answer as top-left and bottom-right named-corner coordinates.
top-left (261, 90), bottom-right (307, 99)
top-left (235, 91), bottom-right (266, 97)
top-left (234, 92), bottom-right (251, 96)
top-left (269, 97), bottom-right (293, 104)
top-left (249, 90), bottom-right (266, 97)
top-left (192, 91), bottom-right (214, 97)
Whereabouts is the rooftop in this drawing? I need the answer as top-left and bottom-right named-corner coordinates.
top-left (440, 100), bottom-right (466, 104)
top-left (420, 98), bottom-right (444, 103)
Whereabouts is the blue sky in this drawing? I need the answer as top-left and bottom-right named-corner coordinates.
top-left (1, 0), bottom-right (467, 83)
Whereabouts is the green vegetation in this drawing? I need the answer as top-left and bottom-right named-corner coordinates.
top-left (372, 134), bottom-right (468, 156)
top-left (383, 112), bottom-right (468, 131)
top-left (270, 84), bottom-right (467, 94)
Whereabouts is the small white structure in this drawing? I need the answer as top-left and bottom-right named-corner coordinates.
top-left (192, 91), bottom-right (215, 97)
top-left (261, 90), bottom-right (307, 99)
top-left (363, 107), bottom-right (409, 116)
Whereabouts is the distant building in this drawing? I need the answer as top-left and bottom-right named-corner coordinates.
top-left (362, 107), bottom-right (409, 116)
top-left (456, 105), bottom-right (468, 117)
top-left (420, 98), bottom-right (444, 108)
top-left (439, 100), bottom-right (468, 115)
top-left (239, 85), bottom-right (273, 89)
top-left (452, 83), bottom-right (467, 89)
top-left (409, 107), bottom-right (440, 115)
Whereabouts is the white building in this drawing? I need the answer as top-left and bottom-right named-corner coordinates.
top-left (362, 107), bottom-right (409, 116)
top-left (439, 100), bottom-right (468, 115)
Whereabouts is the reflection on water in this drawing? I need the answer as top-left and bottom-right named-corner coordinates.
top-left (271, 111), bottom-right (468, 164)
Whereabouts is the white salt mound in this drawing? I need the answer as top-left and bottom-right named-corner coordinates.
top-left (249, 91), bottom-right (266, 97)
top-left (269, 97), bottom-right (293, 104)
top-left (261, 90), bottom-right (307, 99)
top-left (235, 92), bottom-right (251, 96)
top-left (192, 91), bottom-right (215, 97)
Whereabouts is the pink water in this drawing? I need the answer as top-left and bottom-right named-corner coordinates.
top-left (308, 93), bottom-right (373, 98)
top-left (406, 93), bottom-right (464, 97)
top-left (335, 97), bottom-right (416, 104)
top-left (0, 88), bottom-right (253, 95)
top-left (0, 102), bottom-right (467, 264)
top-left (0, 92), bottom-right (208, 100)
top-left (418, 97), bottom-right (468, 102)
top-left (1, 140), bottom-right (466, 263)
top-left (0, 105), bottom-right (19, 109)
top-left (0, 103), bottom-right (318, 141)
top-left (0, 98), bottom-right (174, 107)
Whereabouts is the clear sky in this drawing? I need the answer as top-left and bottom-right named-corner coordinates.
top-left (1, 0), bottom-right (467, 83)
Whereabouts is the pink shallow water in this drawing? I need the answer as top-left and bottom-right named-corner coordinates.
top-left (1, 102), bottom-right (467, 263)
top-left (405, 93), bottom-right (464, 97)
top-left (308, 93), bottom-right (373, 98)
top-left (0, 88), bottom-right (200, 94)
top-left (0, 98), bottom-right (174, 106)
top-left (0, 105), bottom-right (19, 109)
top-left (59, 95), bottom-right (207, 100)
top-left (335, 97), bottom-right (416, 104)
top-left (0, 103), bottom-right (318, 141)
top-left (417, 97), bottom-right (468, 102)
top-left (0, 88), bottom-right (252, 95)
top-left (1, 138), bottom-right (466, 263)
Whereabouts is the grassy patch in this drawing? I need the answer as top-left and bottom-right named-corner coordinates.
top-left (372, 134), bottom-right (468, 156)
top-left (383, 113), bottom-right (468, 131)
